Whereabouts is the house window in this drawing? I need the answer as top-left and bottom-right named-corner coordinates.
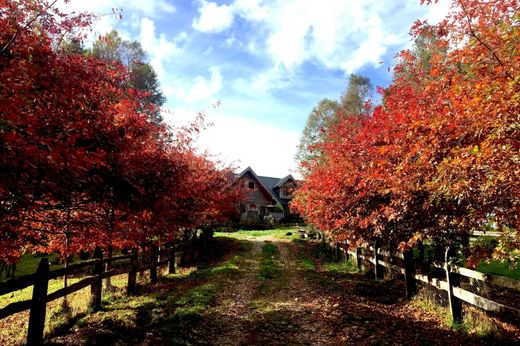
top-left (248, 181), bottom-right (255, 189)
top-left (280, 185), bottom-right (294, 198)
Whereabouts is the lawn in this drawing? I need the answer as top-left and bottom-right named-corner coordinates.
top-left (476, 260), bottom-right (520, 281)
top-left (0, 253), bottom-right (62, 281)
top-left (215, 227), bottom-right (300, 240)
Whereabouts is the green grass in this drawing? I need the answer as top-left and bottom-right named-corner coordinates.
top-left (1, 251), bottom-right (131, 282)
top-left (258, 241), bottom-right (284, 295)
top-left (0, 236), bottom-right (250, 345)
top-left (174, 283), bottom-right (218, 319)
top-left (0, 272), bottom-right (132, 346)
top-left (322, 260), bottom-right (358, 274)
top-left (408, 241), bottom-right (520, 281)
top-left (215, 227), bottom-right (300, 240)
top-left (293, 239), bottom-right (317, 271)
top-left (190, 254), bottom-right (243, 279)
top-left (476, 260), bottom-right (520, 280)
top-left (412, 291), bottom-right (452, 325)
top-left (0, 259), bottom-right (133, 310)
top-left (259, 242), bottom-right (279, 280)
top-left (301, 257), bottom-right (316, 271)
top-left (411, 290), bottom-right (499, 339)
top-left (0, 276), bottom-right (83, 309)
top-left (0, 253), bottom-right (62, 281)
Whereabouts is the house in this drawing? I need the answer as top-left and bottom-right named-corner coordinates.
top-left (235, 167), bottom-right (298, 223)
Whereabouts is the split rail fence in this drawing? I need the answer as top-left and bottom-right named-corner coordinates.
top-left (0, 246), bottom-right (184, 345)
top-left (302, 230), bottom-right (520, 325)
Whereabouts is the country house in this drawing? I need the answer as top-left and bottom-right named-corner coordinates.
top-left (235, 167), bottom-right (298, 223)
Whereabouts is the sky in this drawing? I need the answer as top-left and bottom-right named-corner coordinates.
top-left (59, 0), bottom-right (452, 178)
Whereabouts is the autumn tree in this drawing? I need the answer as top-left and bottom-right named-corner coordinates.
top-left (0, 0), bottom-right (238, 270)
top-left (92, 30), bottom-right (166, 124)
top-left (339, 74), bottom-right (373, 116)
top-left (295, 74), bottom-right (372, 171)
top-left (295, 98), bottom-right (339, 165)
top-left (0, 0), bottom-right (103, 263)
top-left (292, 0), bottom-right (519, 260)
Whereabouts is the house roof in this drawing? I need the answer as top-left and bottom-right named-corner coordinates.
top-left (274, 174), bottom-right (296, 188)
top-left (236, 167), bottom-right (296, 206)
top-left (257, 176), bottom-right (281, 190)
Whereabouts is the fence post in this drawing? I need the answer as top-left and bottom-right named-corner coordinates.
top-left (417, 241), bottom-right (428, 273)
top-left (356, 247), bottom-right (363, 272)
top-left (150, 245), bottom-right (159, 283)
top-left (90, 247), bottom-right (103, 311)
top-left (27, 258), bottom-right (49, 345)
top-left (127, 250), bottom-right (138, 295)
top-left (403, 249), bottom-right (416, 299)
top-left (373, 241), bottom-right (380, 280)
top-left (344, 241), bottom-right (350, 261)
top-left (335, 242), bottom-right (340, 262)
top-left (445, 246), bottom-right (463, 324)
top-left (168, 245), bottom-right (176, 274)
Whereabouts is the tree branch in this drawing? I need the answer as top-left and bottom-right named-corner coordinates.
top-left (457, 0), bottom-right (514, 81)
top-left (1, 0), bottom-right (59, 54)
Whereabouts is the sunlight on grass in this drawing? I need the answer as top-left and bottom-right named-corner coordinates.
top-left (248, 299), bottom-right (274, 314)
top-left (411, 291), bottom-right (451, 325)
top-left (0, 253), bottom-right (61, 282)
top-left (0, 268), bottom-right (160, 346)
top-left (411, 290), bottom-right (499, 338)
top-left (0, 235), bottom-right (248, 345)
top-left (215, 227), bottom-right (300, 240)
top-left (0, 277), bottom-right (82, 309)
top-left (259, 242), bottom-right (279, 280)
top-left (176, 283), bottom-right (217, 316)
top-left (322, 260), bottom-right (358, 274)
top-left (476, 260), bottom-right (520, 280)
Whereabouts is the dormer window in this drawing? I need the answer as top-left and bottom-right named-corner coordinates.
top-left (280, 183), bottom-right (295, 198)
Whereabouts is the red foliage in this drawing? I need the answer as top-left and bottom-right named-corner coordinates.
top-left (0, 0), bottom-right (237, 262)
top-left (292, 0), bottom-right (519, 252)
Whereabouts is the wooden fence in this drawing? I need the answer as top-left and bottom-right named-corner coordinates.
top-left (0, 247), bottom-right (180, 345)
top-left (301, 231), bottom-right (520, 325)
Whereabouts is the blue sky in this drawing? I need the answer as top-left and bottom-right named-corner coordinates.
top-left (60, 0), bottom-right (451, 177)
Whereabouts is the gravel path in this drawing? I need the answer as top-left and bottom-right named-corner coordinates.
top-left (42, 235), bottom-right (519, 345)
top-left (199, 239), bottom-right (264, 346)
top-left (200, 237), bottom-right (495, 346)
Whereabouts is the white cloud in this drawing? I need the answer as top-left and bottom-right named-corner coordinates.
top-left (58, 0), bottom-right (175, 18)
top-left (178, 67), bottom-right (223, 103)
top-left (422, 0), bottom-right (452, 24)
top-left (233, 0), bottom-right (269, 21)
top-left (160, 67), bottom-right (224, 109)
top-left (139, 18), bottom-right (181, 77)
top-left (233, 65), bottom-right (292, 97)
top-left (162, 106), bottom-right (299, 177)
top-left (175, 32), bottom-right (189, 43)
top-left (225, 35), bottom-right (236, 47)
top-left (198, 114), bottom-right (300, 178)
top-left (56, 0), bottom-right (178, 47)
top-left (258, 0), bottom-right (409, 73)
top-left (192, 1), bottom-right (234, 33)
top-left (191, 0), bottom-right (451, 75)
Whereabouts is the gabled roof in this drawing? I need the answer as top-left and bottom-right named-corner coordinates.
top-left (274, 174), bottom-right (296, 188)
top-left (236, 167), bottom-right (282, 205)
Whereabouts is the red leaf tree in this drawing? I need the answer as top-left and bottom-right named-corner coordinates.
top-left (292, 0), bottom-right (519, 256)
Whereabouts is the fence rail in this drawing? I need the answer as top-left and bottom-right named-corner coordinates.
top-left (309, 232), bottom-right (520, 324)
top-left (0, 247), bottom-right (182, 345)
